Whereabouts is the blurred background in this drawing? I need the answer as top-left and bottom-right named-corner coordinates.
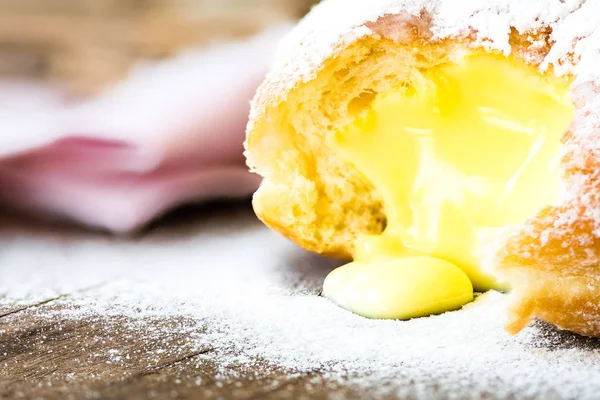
top-left (0, 0), bottom-right (316, 93)
top-left (0, 0), bottom-right (318, 232)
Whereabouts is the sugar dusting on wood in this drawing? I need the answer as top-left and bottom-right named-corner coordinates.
top-left (2, 206), bottom-right (600, 398)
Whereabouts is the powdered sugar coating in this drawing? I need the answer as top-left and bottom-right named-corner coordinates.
top-left (249, 0), bottom-right (600, 131)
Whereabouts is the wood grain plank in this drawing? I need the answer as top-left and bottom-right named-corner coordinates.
top-left (0, 282), bottom-right (110, 317)
top-left (0, 304), bottom-right (370, 400)
top-left (101, 360), bottom-right (368, 400)
top-left (0, 306), bottom-right (212, 398)
top-left (0, 296), bottom-right (63, 318)
top-left (0, 203), bottom-right (354, 399)
top-left (5, 203), bottom-right (599, 399)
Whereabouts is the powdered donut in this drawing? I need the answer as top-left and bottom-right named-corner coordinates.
top-left (245, 0), bottom-right (600, 336)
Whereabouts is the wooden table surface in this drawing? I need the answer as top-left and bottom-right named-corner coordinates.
top-left (0, 203), bottom-right (356, 400)
top-left (1, 202), bottom-right (600, 400)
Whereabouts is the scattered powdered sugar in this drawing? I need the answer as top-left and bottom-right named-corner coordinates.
top-left (2, 206), bottom-right (600, 398)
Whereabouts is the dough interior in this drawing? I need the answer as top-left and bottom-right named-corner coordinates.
top-left (323, 53), bottom-right (574, 318)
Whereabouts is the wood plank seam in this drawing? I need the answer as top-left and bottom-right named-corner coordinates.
top-left (0, 281), bottom-right (110, 320)
top-left (0, 296), bottom-right (64, 319)
top-left (115, 347), bottom-right (216, 383)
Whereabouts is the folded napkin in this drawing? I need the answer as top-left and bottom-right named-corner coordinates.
top-left (0, 27), bottom-right (288, 232)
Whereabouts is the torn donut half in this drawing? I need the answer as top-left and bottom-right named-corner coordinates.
top-left (245, 0), bottom-right (600, 336)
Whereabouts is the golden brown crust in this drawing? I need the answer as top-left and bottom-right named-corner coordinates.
top-left (497, 96), bottom-right (600, 337)
top-left (253, 194), bottom-right (352, 259)
top-left (502, 269), bottom-right (600, 337)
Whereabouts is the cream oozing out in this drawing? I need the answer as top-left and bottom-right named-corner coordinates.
top-left (246, 0), bottom-right (600, 323)
top-left (323, 52), bottom-right (574, 319)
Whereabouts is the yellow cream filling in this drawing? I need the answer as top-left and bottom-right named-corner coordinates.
top-left (322, 53), bottom-right (574, 320)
